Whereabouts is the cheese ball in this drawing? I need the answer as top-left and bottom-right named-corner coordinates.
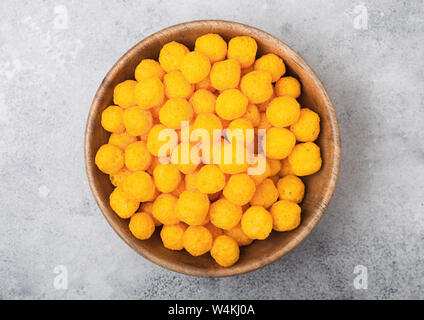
top-left (185, 169), bottom-right (200, 191)
top-left (122, 171), bottom-right (155, 202)
top-left (241, 206), bottom-right (273, 240)
top-left (258, 112), bottom-right (273, 131)
top-left (251, 179), bottom-right (279, 208)
top-left (263, 127), bottom-right (296, 160)
top-left (140, 202), bottom-right (162, 227)
top-left (288, 142), bottom-right (322, 176)
top-left (152, 193), bottom-right (180, 225)
top-left (101, 105), bottom-right (125, 133)
top-left (224, 224), bottom-right (253, 247)
top-left (135, 59), bottom-right (165, 82)
top-left (176, 190), bottom-right (210, 226)
top-left (160, 223), bottom-right (187, 251)
top-left (205, 222), bottom-right (224, 239)
top-left (123, 107), bottom-right (153, 137)
top-left (129, 212), bottom-right (155, 240)
top-left (196, 165), bottom-right (226, 194)
top-left (181, 51), bottom-right (211, 84)
top-left (134, 77), bottom-right (165, 109)
top-left (219, 142), bottom-right (249, 175)
top-left (183, 226), bottom-right (213, 256)
top-left (266, 96), bottom-right (301, 128)
top-left (95, 144), bottom-right (124, 174)
top-left (159, 98), bottom-right (194, 129)
top-left (153, 164), bottom-right (182, 193)
top-left (210, 59), bottom-right (241, 91)
top-left (254, 53), bottom-right (286, 82)
top-left (275, 76), bottom-right (301, 99)
top-left (190, 89), bottom-right (216, 114)
top-left (171, 179), bottom-right (186, 198)
top-left (192, 113), bottom-right (223, 144)
top-left (110, 167), bottom-right (132, 187)
top-left (258, 91), bottom-right (276, 112)
top-left (277, 175), bottom-right (305, 203)
top-left (228, 36), bottom-right (258, 68)
top-left (109, 131), bottom-right (138, 150)
top-left (268, 159), bottom-right (282, 176)
top-left (280, 158), bottom-right (294, 176)
top-left (125, 141), bottom-right (152, 172)
top-left (195, 33), bottom-right (228, 63)
top-left (227, 118), bottom-right (254, 145)
top-left (223, 174), bottom-right (256, 206)
top-left (163, 71), bottom-right (194, 99)
top-left (290, 108), bottom-right (321, 142)
top-left (216, 89), bottom-right (248, 121)
top-left (113, 80), bottom-right (137, 108)
top-left (210, 199), bottom-right (243, 230)
top-left (110, 187), bottom-right (140, 219)
top-left (249, 156), bottom-right (271, 185)
top-left (147, 124), bottom-right (177, 157)
top-left (271, 200), bottom-right (302, 232)
top-left (211, 235), bottom-right (240, 267)
top-left (159, 41), bottom-right (189, 72)
top-left (242, 104), bottom-right (261, 127)
top-left (240, 71), bottom-right (274, 104)
top-left (196, 76), bottom-right (215, 92)
top-left (171, 143), bottom-right (200, 174)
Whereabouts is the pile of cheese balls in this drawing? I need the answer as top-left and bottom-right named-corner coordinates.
top-left (95, 34), bottom-right (322, 268)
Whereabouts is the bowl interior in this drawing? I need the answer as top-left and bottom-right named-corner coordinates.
top-left (85, 20), bottom-right (340, 277)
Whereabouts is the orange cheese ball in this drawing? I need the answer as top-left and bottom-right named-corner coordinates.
top-left (280, 158), bottom-right (294, 176)
top-left (257, 112), bottom-right (273, 131)
top-left (183, 226), bottom-right (213, 256)
top-left (228, 36), bottom-right (258, 68)
top-left (140, 202), bottom-right (162, 227)
top-left (171, 143), bottom-right (200, 174)
top-left (251, 178), bottom-right (279, 208)
top-left (95, 144), bottom-right (124, 174)
top-left (258, 91), bottom-right (276, 112)
top-left (275, 76), bottom-right (301, 99)
top-left (110, 167), bottom-right (132, 188)
top-left (147, 124), bottom-right (177, 157)
top-left (153, 164), bottom-right (182, 193)
top-left (210, 198), bottom-right (243, 230)
top-left (196, 165), bottom-right (226, 194)
top-left (123, 107), bottom-right (153, 137)
top-left (181, 51), bottom-right (211, 84)
top-left (129, 212), bottom-right (155, 240)
top-left (263, 127), bottom-right (296, 160)
top-left (254, 53), bottom-right (286, 82)
top-left (152, 193), bottom-right (180, 225)
top-left (125, 141), bottom-right (152, 172)
top-left (218, 142), bottom-right (249, 175)
top-left (135, 59), bottom-right (165, 82)
top-left (134, 77), bottom-right (165, 109)
top-left (250, 157), bottom-right (271, 185)
top-left (216, 89), bottom-right (248, 121)
top-left (271, 200), bottom-right (302, 232)
top-left (160, 223), bottom-right (187, 251)
top-left (290, 108), bottom-right (321, 142)
top-left (195, 33), bottom-right (228, 63)
top-left (171, 179), bottom-right (186, 198)
top-left (122, 171), bottom-right (155, 202)
top-left (192, 113), bottom-right (223, 145)
top-left (196, 76), bottom-right (215, 92)
top-left (110, 187), bottom-right (140, 219)
top-left (242, 104), bottom-right (261, 127)
top-left (210, 59), bottom-right (241, 91)
top-left (223, 174), bottom-right (256, 206)
top-left (227, 118), bottom-right (254, 145)
top-left (268, 159), bottom-right (282, 176)
top-left (163, 70), bottom-right (194, 99)
top-left (224, 224), bottom-right (253, 247)
top-left (159, 98), bottom-right (194, 129)
top-left (101, 105), bottom-right (125, 133)
top-left (266, 96), bottom-right (301, 128)
top-left (240, 71), bottom-right (274, 104)
top-left (241, 206), bottom-right (273, 240)
top-left (190, 89), bottom-right (216, 114)
top-left (176, 190), bottom-right (210, 226)
top-left (109, 131), bottom-right (138, 150)
top-left (185, 169), bottom-right (200, 191)
top-left (113, 80), bottom-right (137, 108)
top-left (288, 142), bottom-right (322, 176)
top-left (204, 222), bottom-right (224, 239)
top-left (147, 157), bottom-right (160, 175)
top-left (277, 175), bottom-right (305, 203)
top-left (211, 235), bottom-right (240, 267)
top-left (159, 41), bottom-right (190, 72)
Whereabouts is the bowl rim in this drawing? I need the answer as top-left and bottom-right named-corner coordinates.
top-left (84, 19), bottom-right (341, 278)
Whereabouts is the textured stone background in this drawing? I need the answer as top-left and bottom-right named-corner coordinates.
top-left (0, 0), bottom-right (423, 300)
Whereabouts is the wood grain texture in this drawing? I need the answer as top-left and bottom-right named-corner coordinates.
top-left (84, 20), bottom-right (341, 278)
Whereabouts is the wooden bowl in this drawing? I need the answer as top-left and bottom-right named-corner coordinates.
top-left (85, 20), bottom-right (341, 277)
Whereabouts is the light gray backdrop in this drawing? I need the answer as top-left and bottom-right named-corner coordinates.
top-left (0, 0), bottom-right (423, 300)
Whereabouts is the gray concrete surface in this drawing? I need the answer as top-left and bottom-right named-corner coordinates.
top-left (0, 0), bottom-right (423, 300)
